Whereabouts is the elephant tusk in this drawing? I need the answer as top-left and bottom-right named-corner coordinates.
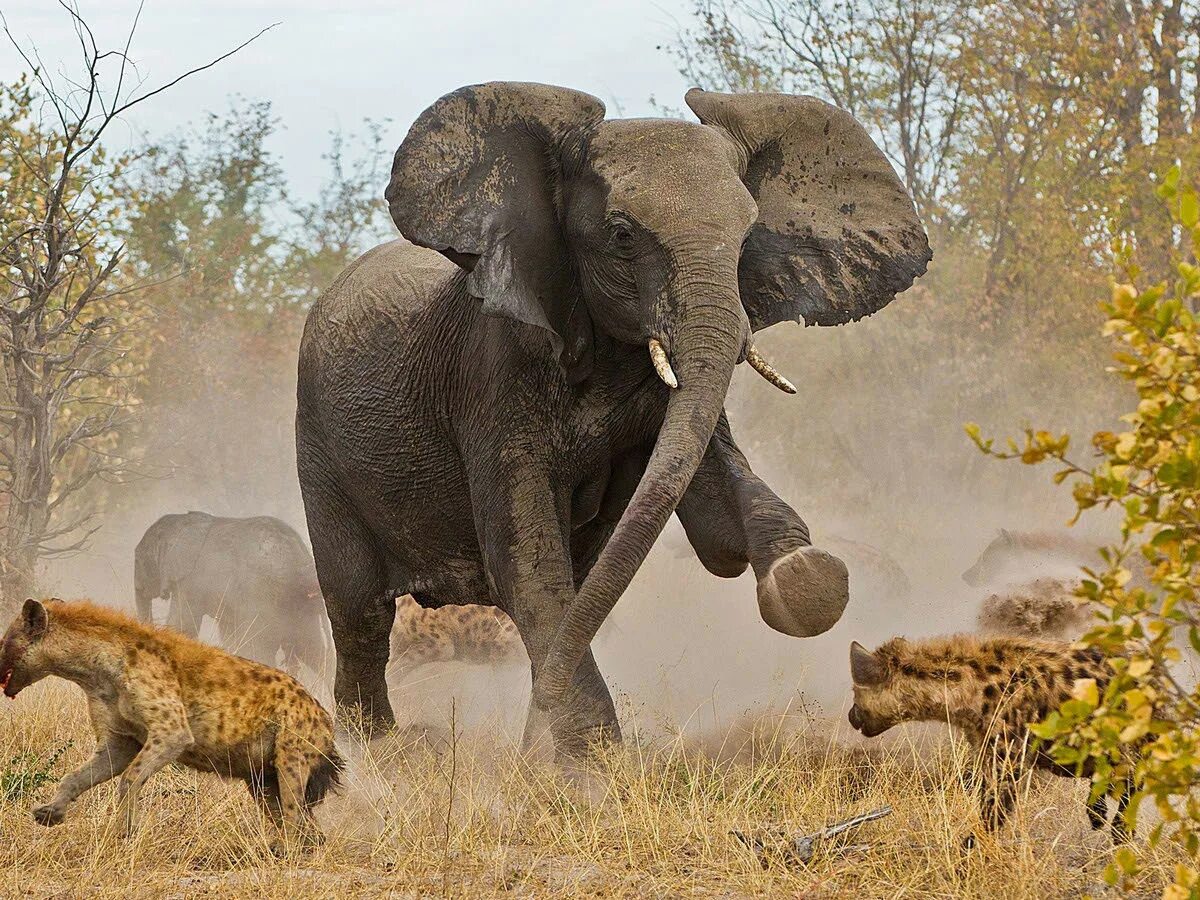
top-left (648, 338), bottom-right (678, 389)
top-left (746, 346), bottom-right (797, 394)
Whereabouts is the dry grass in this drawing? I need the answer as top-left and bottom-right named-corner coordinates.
top-left (0, 679), bottom-right (1180, 899)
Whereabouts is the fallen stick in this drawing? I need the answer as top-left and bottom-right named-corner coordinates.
top-left (791, 805), bottom-right (893, 864)
top-left (732, 804), bottom-right (894, 868)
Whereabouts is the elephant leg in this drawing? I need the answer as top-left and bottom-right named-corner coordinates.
top-left (165, 595), bottom-right (203, 639)
top-left (302, 483), bottom-right (395, 732)
top-left (471, 455), bottom-right (620, 761)
top-left (134, 585), bottom-right (156, 625)
top-left (510, 606), bottom-right (618, 760)
top-left (675, 412), bottom-right (849, 637)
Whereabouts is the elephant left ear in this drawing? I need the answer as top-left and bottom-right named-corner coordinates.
top-left (685, 89), bottom-right (932, 330)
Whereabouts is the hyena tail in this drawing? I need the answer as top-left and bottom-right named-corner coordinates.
top-left (304, 745), bottom-right (345, 809)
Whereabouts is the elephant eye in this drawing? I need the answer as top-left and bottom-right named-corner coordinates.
top-left (607, 220), bottom-right (637, 255)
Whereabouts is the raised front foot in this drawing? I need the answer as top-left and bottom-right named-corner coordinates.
top-left (756, 545), bottom-right (849, 637)
top-left (32, 803), bottom-right (65, 826)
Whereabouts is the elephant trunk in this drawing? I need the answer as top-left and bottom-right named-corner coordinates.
top-left (133, 554), bottom-right (156, 623)
top-left (534, 282), bottom-right (745, 709)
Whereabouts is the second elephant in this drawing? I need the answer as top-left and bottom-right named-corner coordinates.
top-left (134, 511), bottom-right (331, 674)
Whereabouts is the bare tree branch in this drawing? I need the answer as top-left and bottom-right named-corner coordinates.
top-left (0, 5), bottom-right (272, 604)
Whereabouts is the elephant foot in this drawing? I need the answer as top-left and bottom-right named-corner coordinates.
top-left (334, 690), bottom-right (395, 740)
top-left (756, 545), bottom-right (849, 637)
top-left (527, 687), bottom-right (622, 764)
top-left (551, 721), bottom-right (622, 766)
top-left (557, 759), bottom-right (612, 806)
top-left (521, 701), bottom-right (556, 761)
top-left (32, 804), bottom-right (65, 826)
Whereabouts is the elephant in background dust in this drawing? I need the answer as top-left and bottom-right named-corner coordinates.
top-left (962, 529), bottom-right (1097, 588)
top-left (134, 511), bottom-right (331, 674)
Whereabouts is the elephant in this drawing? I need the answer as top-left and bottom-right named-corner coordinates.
top-left (295, 82), bottom-right (931, 758)
top-left (133, 511), bottom-right (331, 674)
top-left (961, 529), bottom-right (1097, 589)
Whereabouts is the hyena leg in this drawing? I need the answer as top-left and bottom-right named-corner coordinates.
top-left (1086, 793), bottom-right (1108, 831)
top-left (1111, 777), bottom-right (1136, 843)
top-left (113, 685), bottom-right (193, 838)
top-left (33, 734), bottom-right (140, 826)
top-left (245, 767), bottom-right (284, 828)
top-left (273, 737), bottom-right (322, 850)
top-left (979, 774), bottom-right (1018, 832)
top-left (115, 727), bottom-right (193, 837)
top-left (972, 738), bottom-right (1026, 839)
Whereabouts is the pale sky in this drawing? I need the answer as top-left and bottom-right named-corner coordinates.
top-left (0, 0), bottom-right (698, 200)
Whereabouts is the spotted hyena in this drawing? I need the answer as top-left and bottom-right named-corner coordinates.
top-left (977, 576), bottom-right (1089, 640)
top-left (847, 634), bottom-right (1134, 842)
top-left (389, 594), bottom-right (525, 678)
top-left (0, 599), bottom-right (342, 848)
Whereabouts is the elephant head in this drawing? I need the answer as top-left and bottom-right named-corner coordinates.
top-left (385, 83), bottom-right (931, 707)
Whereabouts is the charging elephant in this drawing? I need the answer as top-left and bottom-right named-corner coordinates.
top-left (296, 83), bottom-right (930, 758)
top-left (134, 511), bottom-right (331, 673)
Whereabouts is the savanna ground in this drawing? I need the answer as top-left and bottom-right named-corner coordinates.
top-left (0, 674), bottom-right (1181, 899)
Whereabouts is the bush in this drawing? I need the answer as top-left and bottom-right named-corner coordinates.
top-left (968, 169), bottom-right (1200, 896)
top-left (0, 742), bottom-right (71, 804)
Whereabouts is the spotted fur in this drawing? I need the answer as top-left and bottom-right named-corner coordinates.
top-left (0, 599), bottom-right (342, 849)
top-left (977, 577), bottom-right (1089, 640)
top-left (848, 634), bottom-right (1134, 841)
top-left (389, 594), bottom-right (524, 677)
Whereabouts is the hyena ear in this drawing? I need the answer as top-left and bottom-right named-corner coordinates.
top-left (21, 599), bottom-right (48, 640)
top-left (850, 641), bottom-right (887, 686)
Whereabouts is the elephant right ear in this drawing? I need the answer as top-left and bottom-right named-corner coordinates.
top-left (386, 82), bottom-right (606, 381)
top-left (685, 89), bottom-right (931, 330)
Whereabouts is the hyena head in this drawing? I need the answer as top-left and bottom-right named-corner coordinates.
top-left (846, 640), bottom-right (913, 737)
top-left (0, 599), bottom-right (51, 698)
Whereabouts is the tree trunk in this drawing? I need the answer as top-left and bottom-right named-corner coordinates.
top-left (0, 347), bottom-right (52, 614)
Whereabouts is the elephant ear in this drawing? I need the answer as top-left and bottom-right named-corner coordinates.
top-left (684, 89), bottom-right (931, 330)
top-left (386, 82), bottom-right (606, 380)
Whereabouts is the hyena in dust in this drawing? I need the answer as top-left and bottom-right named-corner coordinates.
top-left (847, 634), bottom-right (1135, 843)
top-left (0, 599), bottom-right (342, 849)
top-left (977, 577), bottom-right (1089, 641)
top-left (389, 593), bottom-right (525, 678)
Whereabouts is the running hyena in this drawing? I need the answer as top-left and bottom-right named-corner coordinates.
top-left (0, 599), bottom-right (342, 848)
top-left (389, 594), bottom-right (524, 677)
top-left (846, 634), bottom-right (1134, 842)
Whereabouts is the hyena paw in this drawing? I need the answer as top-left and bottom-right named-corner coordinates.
top-left (32, 804), bottom-right (65, 826)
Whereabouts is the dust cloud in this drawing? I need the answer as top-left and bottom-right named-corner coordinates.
top-left (37, 284), bottom-right (1124, 749)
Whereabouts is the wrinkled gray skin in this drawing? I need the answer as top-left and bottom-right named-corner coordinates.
top-left (134, 512), bottom-right (330, 673)
top-left (296, 83), bottom-right (931, 758)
